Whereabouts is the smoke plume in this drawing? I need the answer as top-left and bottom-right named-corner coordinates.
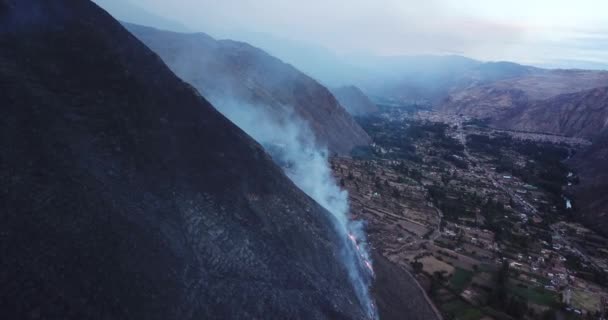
top-left (209, 97), bottom-right (377, 319)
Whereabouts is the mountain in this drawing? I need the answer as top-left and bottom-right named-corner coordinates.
top-left (227, 31), bottom-right (371, 88)
top-left (0, 1), bottom-right (370, 318)
top-left (356, 55), bottom-right (481, 104)
top-left (570, 133), bottom-right (608, 234)
top-left (92, 0), bottom-right (190, 32)
top-left (440, 69), bottom-right (608, 119)
top-left (354, 57), bottom-right (539, 105)
top-left (125, 23), bottom-right (371, 155)
top-left (498, 86), bottom-right (608, 139)
top-left (331, 86), bottom-right (379, 116)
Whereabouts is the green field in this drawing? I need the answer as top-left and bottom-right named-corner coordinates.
top-left (508, 283), bottom-right (558, 306)
top-left (441, 300), bottom-right (484, 320)
top-left (450, 268), bottom-right (475, 292)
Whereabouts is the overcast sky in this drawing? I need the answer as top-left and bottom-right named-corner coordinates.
top-left (95, 0), bottom-right (608, 69)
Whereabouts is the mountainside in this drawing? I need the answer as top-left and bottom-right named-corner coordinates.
top-left (498, 86), bottom-right (608, 138)
top-left (125, 23), bottom-right (371, 155)
top-left (0, 1), bottom-right (369, 319)
top-left (229, 31), bottom-right (371, 88)
top-left (440, 70), bottom-right (608, 119)
top-left (331, 86), bottom-right (379, 116)
top-left (371, 252), bottom-right (442, 320)
top-left (570, 133), bottom-right (608, 234)
top-left (92, 0), bottom-right (190, 32)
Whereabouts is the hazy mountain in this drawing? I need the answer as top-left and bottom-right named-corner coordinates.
top-left (125, 23), bottom-right (371, 155)
top-left (0, 1), bottom-right (369, 318)
top-left (498, 86), bottom-right (608, 139)
top-left (440, 69), bottom-right (608, 118)
top-left (228, 31), bottom-right (371, 88)
top-left (182, 33), bottom-right (548, 108)
top-left (353, 56), bottom-right (539, 105)
top-left (331, 86), bottom-right (379, 116)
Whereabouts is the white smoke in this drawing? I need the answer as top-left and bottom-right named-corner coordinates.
top-left (210, 97), bottom-right (377, 319)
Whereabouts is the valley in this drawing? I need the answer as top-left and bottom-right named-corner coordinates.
top-left (333, 108), bottom-right (608, 319)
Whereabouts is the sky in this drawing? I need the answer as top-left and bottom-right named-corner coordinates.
top-left (94, 0), bottom-right (608, 69)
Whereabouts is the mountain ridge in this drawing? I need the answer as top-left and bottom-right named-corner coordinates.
top-left (125, 23), bottom-right (371, 155)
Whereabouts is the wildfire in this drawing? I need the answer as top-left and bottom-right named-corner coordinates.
top-left (348, 232), bottom-right (374, 275)
top-left (348, 233), bottom-right (357, 243)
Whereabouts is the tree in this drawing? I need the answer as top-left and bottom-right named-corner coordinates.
top-left (489, 260), bottom-right (509, 309)
top-left (507, 296), bottom-right (527, 318)
top-left (411, 260), bottom-right (423, 273)
top-left (429, 271), bottom-right (445, 296)
top-left (541, 309), bottom-right (556, 320)
top-left (392, 188), bottom-right (401, 199)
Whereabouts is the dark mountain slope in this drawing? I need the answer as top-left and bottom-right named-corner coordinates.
top-left (498, 86), bottom-right (608, 139)
top-left (331, 86), bottom-right (379, 116)
top-left (570, 134), bottom-right (608, 235)
top-left (371, 252), bottom-right (442, 320)
top-left (0, 1), bottom-right (368, 319)
top-left (125, 23), bottom-right (371, 155)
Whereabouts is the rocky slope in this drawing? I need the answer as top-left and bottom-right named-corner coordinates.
top-left (0, 1), bottom-right (370, 318)
top-left (125, 23), bottom-right (371, 155)
top-left (498, 86), bottom-right (608, 138)
top-left (440, 70), bottom-right (608, 120)
top-left (331, 86), bottom-right (379, 116)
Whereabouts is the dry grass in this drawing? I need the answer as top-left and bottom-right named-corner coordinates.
top-left (419, 255), bottom-right (455, 276)
top-left (571, 289), bottom-right (600, 312)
